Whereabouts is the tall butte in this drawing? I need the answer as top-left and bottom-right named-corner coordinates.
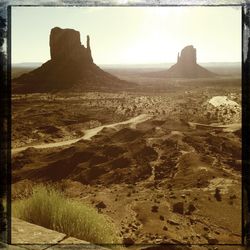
top-left (13, 27), bottom-right (134, 93)
top-left (152, 45), bottom-right (216, 78)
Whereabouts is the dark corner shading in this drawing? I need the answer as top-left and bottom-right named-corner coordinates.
top-left (0, 10), bottom-right (8, 245)
top-left (243, 4), bottom-right (250, 247)
top-left (0, 1), bottom-right (249, 250)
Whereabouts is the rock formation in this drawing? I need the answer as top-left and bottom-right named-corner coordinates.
top-left (149, 45), bottom-right (216, 78)
top-left (177, 45), bottom-right (196, 65)
top-left (13, 27), bottom-right (134, 93)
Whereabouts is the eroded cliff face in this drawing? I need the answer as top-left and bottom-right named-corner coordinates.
top-left (177, 45), bottom-right (197, 65)
top-left (13, 27), bottom-right (133, 93)
top-left (50, 27), bottom-right (93, 63)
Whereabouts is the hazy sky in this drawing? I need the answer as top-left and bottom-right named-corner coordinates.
top-left (12, 6), bottom-right (241, 64)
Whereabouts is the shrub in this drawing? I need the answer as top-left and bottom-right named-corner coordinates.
top-left (12, 185), bottom-right (121, 244)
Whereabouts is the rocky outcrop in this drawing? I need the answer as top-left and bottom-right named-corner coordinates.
top-left (12, 217), bottom-right (109, 249)
top-left (167, 45), bottom-right (216, 78)
top-left (149, 45), bottom-right (216, 78)
top-left (13, 27), bottom-right (134, 93)
top-left (177, 45), bottom-right (196, 65)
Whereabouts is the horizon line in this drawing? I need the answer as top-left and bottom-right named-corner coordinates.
top-left (12, 61), bottom-right (242, 65)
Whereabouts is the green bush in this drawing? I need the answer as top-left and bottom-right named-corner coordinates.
top-left (12, 185), bottom-right (121, 244)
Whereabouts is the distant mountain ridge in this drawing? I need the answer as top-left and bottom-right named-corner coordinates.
top-left (13, 62), bottom-right (241, 69)
top-left (13, 62), bottom-right (43, 68)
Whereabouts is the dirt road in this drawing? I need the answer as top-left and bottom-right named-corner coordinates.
top-left (12, 114), bottom-right (152, 154)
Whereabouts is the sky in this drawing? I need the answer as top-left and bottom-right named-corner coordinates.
top-left (11, 6), bottom-right (241, 65)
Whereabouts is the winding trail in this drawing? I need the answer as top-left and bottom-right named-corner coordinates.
top-left (12, 114), bottom-right (151, 154)
top-left (188, 121), bottom-right (241, 132)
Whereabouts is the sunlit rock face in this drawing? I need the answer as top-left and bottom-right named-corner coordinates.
top-left (13, 27), bottom-right (133, 93)
top-left (167, 45), bottom-right (216, 78)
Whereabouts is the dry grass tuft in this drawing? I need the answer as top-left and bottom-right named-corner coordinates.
top-left (12, 185), bottom-right (121, 244)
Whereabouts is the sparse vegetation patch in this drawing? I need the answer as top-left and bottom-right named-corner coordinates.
top-left (12, 185), bottom-right (121, 244)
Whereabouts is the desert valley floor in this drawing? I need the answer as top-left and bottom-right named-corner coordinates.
top-left (11, 67), bottom-right (242, 247)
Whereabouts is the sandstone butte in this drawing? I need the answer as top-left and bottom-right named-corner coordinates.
top-left (149, 45), bottom-right (217, 78)
top-left (13, 27), bottom-right (134, 93)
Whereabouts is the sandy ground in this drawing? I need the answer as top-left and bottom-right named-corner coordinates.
top-left (11, 74), bottom-right (242, 247)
